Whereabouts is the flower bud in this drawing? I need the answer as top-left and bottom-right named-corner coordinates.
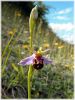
top-left (29, 5), bottom-right (38, 34)
top-left (30, 5), bottom-right (38, 20)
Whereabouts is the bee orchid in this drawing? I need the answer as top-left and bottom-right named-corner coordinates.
top-left (18, 49), bottom-right (52, 70)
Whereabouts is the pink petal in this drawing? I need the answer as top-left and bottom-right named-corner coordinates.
top-left (42, 56), bottom-right (52, 64)
top-left (18, 54), bottom-right (35, 66)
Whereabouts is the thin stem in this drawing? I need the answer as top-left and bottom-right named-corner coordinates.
top-left (28, 31), bottom-right (33, 98)
top-left (28, 5), bottom-right (38, 98)
top-left (28, 74), bottom-right (31, 98)
top-left (30, 33), bottom-right (33, 54)
top-left (28, 65), bottom-right (33, 98)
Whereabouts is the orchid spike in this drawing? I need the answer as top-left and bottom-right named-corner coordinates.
top-left (18, 50), bottom-right (52, 70)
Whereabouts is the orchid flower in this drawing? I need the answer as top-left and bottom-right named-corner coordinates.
top-left (18, 5), bottom-right (52, 98)
top-left (18, 49), bottom-right (52, 70)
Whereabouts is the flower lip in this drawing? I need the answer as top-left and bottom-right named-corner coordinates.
top-left (33, 58), bottom-right (44, 70)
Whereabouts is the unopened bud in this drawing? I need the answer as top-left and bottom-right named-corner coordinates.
top-left (29, 5), bottom-right (38, 34)
top-left (30, 5), bottom-right (38, 20)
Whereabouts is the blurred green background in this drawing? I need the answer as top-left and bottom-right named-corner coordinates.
top-left (1, 1), bottom-right (74, 99)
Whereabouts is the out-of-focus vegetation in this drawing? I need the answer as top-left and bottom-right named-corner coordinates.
top-left (1, 1), bottom-right (74, 99)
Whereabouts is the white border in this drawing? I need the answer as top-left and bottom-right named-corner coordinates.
top-left (74, 0), bottom-right (75, 99)
top-left (0, 0), bottom-right (1, 99)
top-left (0, 0), bottom-right (74, 100)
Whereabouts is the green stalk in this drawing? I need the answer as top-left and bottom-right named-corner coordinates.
top-left (2, 34), bottom-right (14, 58)
top-left (28, 5), bottom-right (38, 98)
top-left (28, 30), bottom-right (33, 98)
top-left (28, 65), bottom-right (33, 98)
top-left (2, 48), bottom-right (12, 75)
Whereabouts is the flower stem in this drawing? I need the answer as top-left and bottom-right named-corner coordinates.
top-left (28, 72), bottom-right (31, 98)
top-left (28, 65), bottom-right (33, 98)
top-left (28, 5), bottom-right (38, 98)
top-left (28, 31), bottom-right (33, 98)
